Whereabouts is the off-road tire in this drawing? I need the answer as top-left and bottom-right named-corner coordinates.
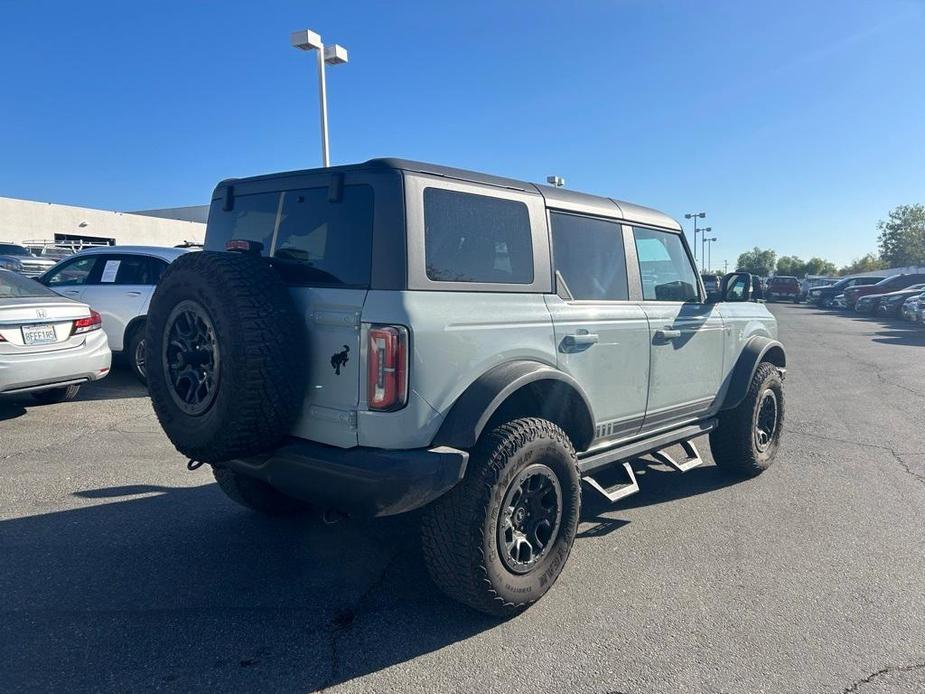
top-left (212, 467), bottom-right (309, 515)
top-left (31, 384), bottom-right (80, 405)
top-left (126, 323), bottom-right (147, 386)
top-left (145, 251), bottom-right (307, 464)
top-left (710, 361), bottom-right (784, 477)
top-left (421, 417), bottom-right (581, 617)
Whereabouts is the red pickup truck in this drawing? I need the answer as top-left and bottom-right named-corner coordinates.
top-left (766, 276), bottom-right (801, 302)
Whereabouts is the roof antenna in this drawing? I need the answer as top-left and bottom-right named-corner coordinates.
top-left (546, 176), bottom-right (566, 188)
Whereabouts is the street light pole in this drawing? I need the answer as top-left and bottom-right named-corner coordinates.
top-left (684, 212), bottom-right (706, 264)
top-left (705, 237), bottom-right (717, 272)
top-left (291, 29), bottom-right (349, 167)
top-left (699, 227), bottom-right (712, 272)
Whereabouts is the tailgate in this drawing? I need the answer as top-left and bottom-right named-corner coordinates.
top-left (288, 287), bottom-right (367, 448)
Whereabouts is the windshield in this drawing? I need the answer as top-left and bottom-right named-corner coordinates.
top-left (0, 243), bottom-right (34, 257)
top-left (0, 269), bottom-right (59, 298)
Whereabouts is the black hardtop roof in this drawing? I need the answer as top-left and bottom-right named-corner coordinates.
top-left (216, 158), bottom-right (682, 231)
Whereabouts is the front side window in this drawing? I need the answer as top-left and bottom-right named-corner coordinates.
top-left (424, 188), bottom-right (533, 284)
top-left (633, 227), bottom-right (699, 302)
top-left (44, 256), bottom-right (98, 287)
top-left (551, 212), bottom-right (628, 301)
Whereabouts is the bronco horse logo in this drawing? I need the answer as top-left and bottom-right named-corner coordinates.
top-left (330, 345), bottom-right (350, 375)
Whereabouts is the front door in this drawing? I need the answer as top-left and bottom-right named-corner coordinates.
top-left (545, 211), bottom-right (650, 446)
top-left (630, 226), bottom-right (725, 430)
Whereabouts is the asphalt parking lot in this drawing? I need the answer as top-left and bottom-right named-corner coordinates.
top-left (2, 303), bottom-right (925, 694)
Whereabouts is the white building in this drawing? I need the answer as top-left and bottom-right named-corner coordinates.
top-left (0, 196), bottom-right (207, 249)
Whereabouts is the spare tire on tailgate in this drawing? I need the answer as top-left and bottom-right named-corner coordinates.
top-left (145, 251), bottom-right (307, 463)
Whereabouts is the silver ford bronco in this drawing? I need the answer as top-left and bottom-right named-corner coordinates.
top-left (145, 159), bottom-right (785, 616)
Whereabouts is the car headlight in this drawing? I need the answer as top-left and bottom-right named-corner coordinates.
top-left (0, 258), bottom-right (22, 271)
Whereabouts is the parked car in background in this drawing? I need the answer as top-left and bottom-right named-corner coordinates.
top-left (800, 275), bottom-right (836, 302)
top-left (833, 293), bottom-right (848, 309)
top-left (40, 246), bottom-right (193, 383)
top-left (874, 284), bottom-right (925, 318)
top-left (766, 276), bottom-right (801, 302)
top-left (844, 273), bottom-right (925, 310)
top-left (809, 275), bottom-right (887, 308)
top-left (900, 292), bottom-right (924, 321)
top-left (0, 269), bottom-right (110, 403)
top-left (0, 243), bottom-right (57, 278)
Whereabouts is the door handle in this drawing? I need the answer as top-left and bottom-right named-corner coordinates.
top-left (654, 328), bottom-right (682, 342)
top-left (126, 291), bottom-right (142, 296)
top-left (561, 333), bottom-right (599, 353)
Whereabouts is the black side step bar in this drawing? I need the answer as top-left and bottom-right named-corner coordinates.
top-left (578, 419), bottom-right (715, 504)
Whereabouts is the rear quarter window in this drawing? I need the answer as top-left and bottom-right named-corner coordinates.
top-left (423, 188), bottom-right (533, 284)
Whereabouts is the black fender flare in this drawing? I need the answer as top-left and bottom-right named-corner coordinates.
top-left (720, 336), bottom-right (786, 411)
top-left (433, 360), bottom-right (596, 451)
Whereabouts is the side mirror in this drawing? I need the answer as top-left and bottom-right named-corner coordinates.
top-left (720, 272), bottom-right (753, 302)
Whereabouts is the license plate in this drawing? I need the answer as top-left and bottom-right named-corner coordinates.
top-left (22, 324), bottom-right (57, 346)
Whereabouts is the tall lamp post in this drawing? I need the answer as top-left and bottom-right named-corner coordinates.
top-left (291, 29), bottom-right (349, 167)
top-left (684, 211), bottom-right (706, 264)
top-left (705, 236), bottom-right (717, 273)
top-left (699, 227), bottom-right (712, 272)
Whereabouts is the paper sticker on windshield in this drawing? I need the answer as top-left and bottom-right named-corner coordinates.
top-left (101, 260), bottom-right (121, 283)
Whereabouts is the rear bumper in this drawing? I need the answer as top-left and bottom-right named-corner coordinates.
top-left (223, 439), bottom-right (469, 518)
top-left (0, 332), bottom-right (111, 394)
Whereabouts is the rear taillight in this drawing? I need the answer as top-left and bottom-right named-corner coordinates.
top-left (367, 325), bottom-right (408, 411)
top-left (72, 310), bottom-right (102, 336)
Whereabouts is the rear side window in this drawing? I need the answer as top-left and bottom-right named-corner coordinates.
top-left (206, 185), bottom-right (374, 287)
top-left (424, 188), bottom-right (533, 284)
top-left (551, 212), bottom-right (628, 301)
top-left (97, 255), bottom-right (167, 285)
top-left (633, 227), bottom-right (699, 302)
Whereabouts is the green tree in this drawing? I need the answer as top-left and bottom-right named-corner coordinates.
top-left (839, 253), bottom-right (887, 275)
top-left (736, 247), bottom-right (777, 276)
top-left (803, 257), bottom-right (837, 276)
top-left (877, 204), bottom-right (925, 267)
top-left (776, 255), bottom-right (806, 277)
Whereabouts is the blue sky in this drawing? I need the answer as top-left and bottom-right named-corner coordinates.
top-left (2, 0), bottom-right (923, 268)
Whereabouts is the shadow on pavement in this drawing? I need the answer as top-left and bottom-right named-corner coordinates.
top-left (74, 367), bottom-right (149, 401)
top-left (0, 455), bottom-right (739, 692)
top-left (0, 399), bottom-right (26, 422)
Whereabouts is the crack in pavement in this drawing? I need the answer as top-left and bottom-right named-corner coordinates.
top-left (785, 428), bottom-right (925, 487)
top-left (0, 411), bottom-right (156, 462)
top-left (842, 661), bottom-right (925, 692)
top-left (320, 549), bottom-right (406, 692)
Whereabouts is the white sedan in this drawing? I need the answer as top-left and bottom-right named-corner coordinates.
top-left (0, 269), bottom-right (111, 403)
top-left (40, 246), bottom-right (193, 383)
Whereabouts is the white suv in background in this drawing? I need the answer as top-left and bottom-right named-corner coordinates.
top-left (40, 246), bottom-right (193, 383)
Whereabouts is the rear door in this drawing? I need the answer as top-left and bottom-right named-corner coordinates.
top-left (206, 173), bottom-right (378, 447)
top-left (631, 226), bottom-right (725, 429)
top-left (545, 211), bottom-right (650, 444)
